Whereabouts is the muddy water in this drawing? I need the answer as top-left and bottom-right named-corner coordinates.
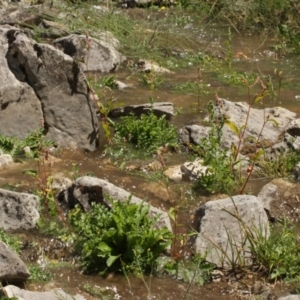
top-left (1, 14), bottom-right (300, 299)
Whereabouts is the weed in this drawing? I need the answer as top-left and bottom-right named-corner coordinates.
top-left (257, 149), bottom-right (300, 179)
top-left (225, 27), bottom-right (233, 69)
top-left (136, 69), bottom-right (165, 90)
top-left (113, 111), bottom-right (178, 155)
top-left (173, 69), bottom-right (210, 111)
top-left (35, 149), bottom-right (66, 224)
top-left (28, 264), bottom-right (53, 282)
top-left (92, 75), bottom-right (119, 90)
top-left (0, 128), bottom-right (54, 160)
top-left (156, 254), bottom-right (214, 286)
top-left (0, 229), bottom-right (22, 253)
top-left (247, 219), bottom-right (300, 282)
top-left (82, 283), bottom-right (120, 299)
top-left (69, 196), bottom-right (173, 275)
top-left (193, 102), bottom-right (240, 194)
top-left (0, 296), bottom-right (18, 300)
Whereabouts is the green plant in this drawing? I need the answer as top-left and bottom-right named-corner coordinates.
top-left (113, 111), bottom-right (178, 155)
top-left (156, 254), bottom-right (214, 286)
top-left (173, 68), bottom-right (210, 110)
top-left (193, 102), bottom-right (240, 194)
top-left (0, 128), bottom-right (54, 160)
top-left (137, 70), bottom-right (165, 90)
top-left (28, 264), bottom-right (53, 282)
top-left (247, 219), bottom-right (300, 282)
top-left (225, 27), bottom-right (233, 69)
top-left (0, 229), bottom-right (22, 253)
top-left (93, 75), bottom-right (118, 90)
top-left (0, 296), bottom-right (18, 300)
top-left (82, 282), bottom-right (121, 299)
top-left (69, 196), bottom-right (173, 275)
top-left (257, 148), bottom-right (300, 179)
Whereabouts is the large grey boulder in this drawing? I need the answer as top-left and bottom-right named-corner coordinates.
top-left (0, 189), bottom-right (39, 230)
top-left (181, 99), bottom-right (296, 150)
top-left (60, 176), bottom-right (172, 232)
top-left (2, 285), bottom-right (86, 300)
top-left (5, 27), bottom-right (99, 150)
top-left (193, 195), bottom-right (269, 268)
top-left (53, 33), bottom-right (126, 73)
top-left (215, 99), bottom-right (296, 149)
top-left (0, 241), bottom-right (30, 282)
top-left (0, 25), bottom-right (43, 139)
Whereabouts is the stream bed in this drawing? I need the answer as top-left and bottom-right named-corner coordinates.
top-left (1, 5), bottom-right (300, 300)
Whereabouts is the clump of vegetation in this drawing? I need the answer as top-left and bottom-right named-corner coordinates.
top-left (91, 75), bottom-right (118, 90)
top-left (69, 196), bottom-right (173, 275)
top-left (246, 220), bottom-right (300, 282)
top-left (193, 102), bottom-right (241, 194)
top-left (28, 264), bottom-right (53, 282)
top-left (157, 254), bottom-right (214, 286)
top-left (0, 229), bottom-right (22, 253)
top-left (257, 149), bottom-right (300, 179)
top-left (138, 70), bottom-right (165, 90)
top-left (113, 111), bottom-right (178, 155)
top-left (0, 128), bottom-right (54, 160)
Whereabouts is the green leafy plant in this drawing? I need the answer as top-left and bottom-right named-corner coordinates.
top-left (0, 229), bottom-right (22, 253)
top-left (173, 68), bottom-right (209, 111)
top-left (113, 111), bottom-right (178, 155)
top-left (157, 254), bottom-right (214, 287)
top-left (193, 102), bottom-right (240, 194)
top-left (69, 196), bottom-right (173, 275)
top-left (137, 70), bottom-right (165, 90)
top-left (28, 264), bottom-right (53, 282)
top-left (257, 149), bottom-right (300, 179)
top-left (0, 128), bottom-right (54, 160)
top-left (246, 219), bottom-right (300, 282)
top-left (92, 75), bottom-right (118, 90)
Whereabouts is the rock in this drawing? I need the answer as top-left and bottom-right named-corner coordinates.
top-left (252, 281), bottom-right (271, 299)
top-left (0, 25), bottom-right (44, 139)
top-left (0, 241), bottom-right (30, 282)
top-left (109, 102), bottom-right (174, 119)
top-left (2, 285), bottom-right (86, 300)
top-left (214, 99), bottom-right (296, 149)
top-left (163, 165), bottom-right (182, 181)
top-left (193, 195), bottom-right (269, 268)
top-left (277, 296), bottom-right (300, 300)
top-left (5, 27), bottom-right (99, 150)
top-left (284, 119), bottom-right (300, 150)
top-left (115, 80), bottom-right (133, 90)
top-left (0, 6), bottom-right (41, 27)
top-left (60, 176), bottom-right (172, 232)
top-left (0, 189), bottom-right (39, 230)
top-left (182, 100), bottom-right (296, 150)
top-left (257, 183), bottom-right (278, 212)
top-left (0, 154), bottom-right (14, 168)
top-left (179, 125), bottom-right (210, 145)
top-left (181, 159), bottom-right (210, 181)
top-left (163, 159), bottom-right (209, 182)
top-left (50, 173), bottom-right (73, 192)
top-left (293, 162), bottom-right (300, 181)
top-left (137, 59), bottom-right (173, 73)
top-left (38, 19), bottom-right (69, 38)
top-left (257, 179), bottom-right (300, 224)
top-left (53, 33), bottom-right (126, 73)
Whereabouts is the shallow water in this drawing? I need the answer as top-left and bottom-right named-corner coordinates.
top-left (1, 7), bottom-right (300, 299)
